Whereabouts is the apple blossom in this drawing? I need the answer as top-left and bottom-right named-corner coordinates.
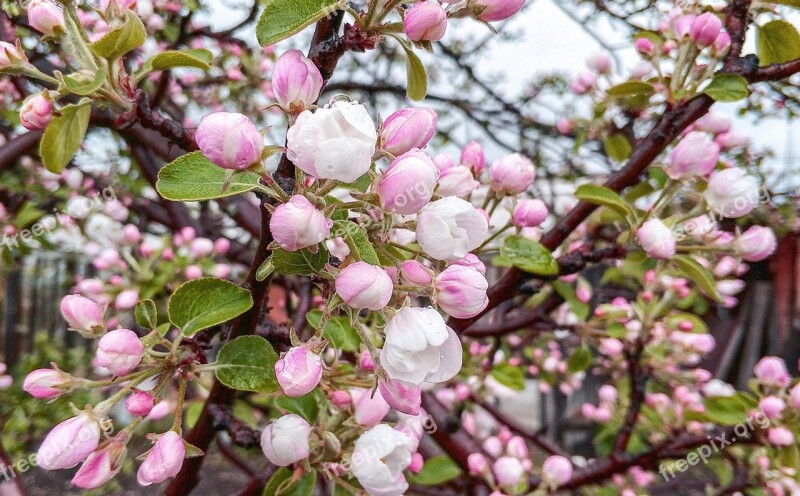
top-left (667, 132), bottom-right (719, 179)
top-left (272, 50), bottom-right (323, 108)
top-left (380, 307), bottom-right (462, 385)
top-left (753, 356), bottom-right (789, 388)
top-left (126, 391), bottom-right (155, 417)
top-left (72, 438), bottom-right (127, 489)
top-left (351, 424), bottom-right (413, 496)
top-left (60, 294), bottom-right (105, 337)
top-left (335, 261), bottom-right (394, 310)
top-left (378, 377), bottom-right (422, 415)
top-left (195, 112), bottom-right (263, 170)
top-left (474, 0), bottom-right (526, 22)
top-left (416, 197), bottom-right (489, 260)
top-left (377, 149), bottom-right (439, 214)
top-left (437, 165), bottom-right (479, 198)
top-left (274, 345), bottom-right (324, 397)
top-left (637, 219), bottom-right (676, 259)
top-left (461, 141), bottom-right (485, 174)
top-left (493, 456), bottom-right (524, 487)
top-left (269, 195), bottom-right (332, 251)
top-left (690, 12), bottom-right (722, 47)
top-left (381, 107), bottom-right (437, 156)
top-left (37, 413), bottom-right (102, 470)
top-left (287, 100), bottom-right (377, 182)
top-left (513, 199), bottom-right (548, 228)
top-left (767, 427), bottom-right (794, 447)
top-left (19, 93), bottom-right (52, 131)
top-left (434, 264), bottom-right (489, 318)
top-left (400, 260), bottom-right (433, 286)
top-left (735, 226), bottom-right (777, 262)
top-left (95, 329), bottom-right (144, 376)
top-left (23, 368), bottom-right (71, 399)
top-left (468, 453), bottom-right (489, 474)
top-left (114, 289), bottom-right (139, 310)
top-left (404, 2), bottom-right (447, 42)
top-left (27, 0), bottom-right (65, 37)
top-left (489, 153), bottom-right (535, 194)
top-left (704, 168), bottom-right (760, 218)
top-left (541, 455), bottom-right (573, 487)
top-left (137, 431), bottom-right (186, 486)
top-left (759, 396), bottom-right (786, 420)
top-left (261, 414), bottom-right (311, 466)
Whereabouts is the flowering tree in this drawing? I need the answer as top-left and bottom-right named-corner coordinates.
top-left (1, 0), bottom-right (800, 494)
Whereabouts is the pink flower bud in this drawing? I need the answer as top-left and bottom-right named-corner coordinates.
top-left (379, 377), bottom-right (422, 415)
top-left (272, 50), bottom-right (323, 108)
top-left (122, 224), bottom-right (141, 244)
top-left (483, 436), bottom-right (503, 457)
top-left (114, 289), bottom-right (139, 310)
top-left (331, 389), bottom-right (351, 408)
top-left (28, 0), bottom-right (65, 37)
top-left (408, 452), bottom-right (424, 473)
top-left (790, 384), bottom-right (800, 409)
top-left (587, 53), bottom-right (612, 74)
top-left (600, 338), bottom-right (624, 357)
top-left (694, 113), bottom-right (731, 134)
top-left (0, 42), bottom-right (24, 69)
top-left (460, 141), bottom-right (485, 174)
top-left (23, 368), bottom-right (71, 399)
top-left (713, 31), bottom-right (731, 54)
top-left (404, 2), bottom-right (447, 42)
top-left (19, 94), bottom-right (52, 131)
top-left (450, 253), bottom-right (487, 274)
top-left (377, 149), bottom-right (440, 215)
top-left (768, 427), bottom-right (794, 447)
top-left (432, 153), bottom-right (456, 173)
top-left (468, 453), bottom-right (489, 474)
top-left (190, 237), bottom-right (214, 258)
top-left (598, 385), bottom-right (618, 404)
top-left (690, 13), bottom-right (722, 47)
top-left (513, 199), bottom-right (548, 228)
top-left (260, 414), bottom-right (311, 466)
top-left (400, 260), bottom-right (433, 286)
top-left (335, 261), bottom-right (394, 310)
top-left (759, 396), bottom-right (786, 420)
top-left (60, 294), bottom-right (105, 336)
top-left (754, 356), bottom-right (789, 388)
top-left (437, 165), bottom-right (479, 198)
top-left (507, 436), bottom-right (528, 459)
top-left (214, 237), bottom-right (231, 254)
top-left (704, 168), bottom-right (760, 218)
top-left (635, 37), bottom-right (655, 55)
top-left (38, 413), bottom-right (102, 470)
top-left (714, 131), bottom-right (748, 150)
top-left (735, 226), bottom-right (777, 262)
top-left (72, 438), bottom-right (127, 489)
top-left (126, 391), bottom-right (155, 417)
top-left (672, 14), bottom-right (695, 39)
top-left (541, 455), bottom-right (573, 487)
top-left (637, 219), bottom-right (675, 259)
top-left (351, 387), bottom-right (391, 426)
top-left (137, 431), bottom-right (186, 485)
top-left (95, 329), bottom-right (144, 376)
top-left (493, 456), bottom-right (524, 487)
top-left (185, 265), bottom-right (203, 279)
top-left (490, 153), bottom-right (535, 194)
top-left (275, 345), bottom-right (323, 397)
top-left (195, 112), bottom-right (263, 170)
top-left (434, 265), bottom-right (489, 319)
top-left (667, 131), bottom-right (719, 179)
top-left (474, 0), bottom-right (525, 21)
top-left (269, 195), bottom-right (332, 252)
top-left (381, 107), bottom-right (437, 156)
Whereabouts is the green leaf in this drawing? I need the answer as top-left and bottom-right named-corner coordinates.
top-left (704, 395), bottom-right (748, 425)
top-left (90, 10), bottom-right (146, 60)
top-left (306, 310), bottom-right (360, 351)
top-left (703, 74), bottom-right (750, 102)
top-left (168, 277), bottom-right (253, 335)
top-left (256, 0), bottom-right (343, 46)
top-left (263, 467), bottom-right (316, 496)
top-left (407, 456), bottom-right (462, 485)
top-left (575, 184), bottom-right (634, 219)
top-left (135, 299), bottom-right (158, 330)
top-left (671, 255), bottom-right (723, 303)
top-left (156, 152), bottom-right (262, 201)
top-left (272, 247), bottom-right (328, 275)
top-left (493, 236), bottom-right (559, 276)
top-left (39, 103), bottom-right (90, 173)
top-left (275, 390), bottom-right (322, 422)
top-left (603, 134), bottom-right (632, 162)
top-left (332, 220), bottom-right (380, 265)
top-left (606, 81), bottom-right (655, 97)
top-left (757, 20), bottom-right (800, 66)
top-left (61, 69), bottom-right (106, 96)
top-left (216, 336), bottom-right (279, 393)
top-left (400, 43), bottom-right (427, 101)
top-left (491, 363), bottom-right (525, 390)
top-left (567, 347), bottom-right (592, 373)
top-left (143, 49), bottom-right (213, 72)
